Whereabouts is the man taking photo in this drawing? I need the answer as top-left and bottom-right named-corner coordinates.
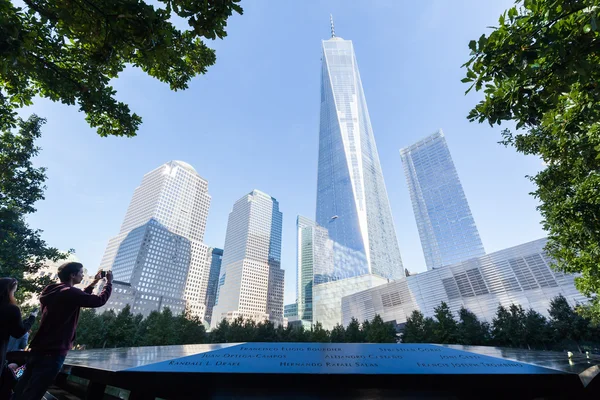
top-left (14, 262), bottom-right (112, 400)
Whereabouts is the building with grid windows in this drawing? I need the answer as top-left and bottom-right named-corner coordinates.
top-left (341, 238), bottom-right (586, 327)
top-left (296, 216), bottom-right (330, 326)
top-left (98, 161), bottom-right (212, 317)
top-left (211, 190), bottom-right (284, 327)
top-left (313, 23), bottom-right (403, 329)
top-left (400, 130), bottom-right (485, 270)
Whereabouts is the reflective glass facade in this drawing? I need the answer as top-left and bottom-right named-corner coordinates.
top-left (296, 216), bottom-right (334, 324)
top-left (400, 130), bottom-right (485, 270)
top-left (342, 238), bottom-right (587, 326)
top-left (204, 248), bottom-right (223, 324)
top-left (212, 190), bottom-right (285, 327)
top-left (99, 161), bottom-right (212, 317)
top-left (316, 35), bottom-right (404, 282)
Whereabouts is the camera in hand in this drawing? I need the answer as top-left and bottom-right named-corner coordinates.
top-left (100, 270), bottom-right (106, 278)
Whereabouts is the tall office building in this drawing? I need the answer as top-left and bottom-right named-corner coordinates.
top-left (204, 247), bottom-right (223, 324)
top-left (313, 21), bottom-right (403, 328)
top-left (211, 190), bottom-right (285, 327)
top-left (99, 160), bottom-right (212, 316)
top-left (400, 130), bottom-right (485, 270)
top-left (296, 216), bottom-right (334, 325)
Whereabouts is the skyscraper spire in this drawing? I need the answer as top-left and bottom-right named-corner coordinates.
top-left (330, 14), bottom-right (335, 38)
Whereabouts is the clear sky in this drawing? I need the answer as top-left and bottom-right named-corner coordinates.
top-left (23, 0), bottom-right (545, 305)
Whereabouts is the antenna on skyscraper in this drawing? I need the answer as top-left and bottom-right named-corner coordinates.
top-left (330, 14), bottom-right (335, 38)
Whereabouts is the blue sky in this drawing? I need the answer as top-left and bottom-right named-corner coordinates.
top-left (24, 0), bottom-right (545, 305)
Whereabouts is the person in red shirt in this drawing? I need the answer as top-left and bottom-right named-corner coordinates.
top-left (14, 262), bottom-right (112, 400)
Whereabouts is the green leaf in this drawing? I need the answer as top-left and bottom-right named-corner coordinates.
top-left (583, 24), bottom-right (591, 33)
top-left (468, 40), bottom-right (477, 52)
top-left (478, 34), bottom-right (487, 50)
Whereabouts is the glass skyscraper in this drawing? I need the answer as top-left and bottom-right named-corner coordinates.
top-left (316, 28), bottom-right (403, 280)
top-left (313, 25), bottom-right (404, 329)
top-left (211, 190), bottom-right (285, 327)
top-left (204, 247), bottom-right (223, 324)
top-left (296, 216), bottom-right (334, 325)
top-left (400, 130), bottom-right (485, 270)
top-left (99, 160), bottom-right (212, 316)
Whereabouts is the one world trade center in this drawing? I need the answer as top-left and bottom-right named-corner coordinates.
top-left (313, 19), bottom-right (404, 328)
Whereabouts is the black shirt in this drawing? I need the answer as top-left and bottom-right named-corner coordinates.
top-left (0, 303), bottom-right (34, 376)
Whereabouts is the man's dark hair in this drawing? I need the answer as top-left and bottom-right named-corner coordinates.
top-left (57, 262), bottom-right (84, 283)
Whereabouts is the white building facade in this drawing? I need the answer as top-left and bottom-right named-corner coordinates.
top-left (211, 190), bottom-right (284, 328)
top-left (341, 238), bottom-right (587, 327)
top-left (99, 161), bottom-right (212, 317)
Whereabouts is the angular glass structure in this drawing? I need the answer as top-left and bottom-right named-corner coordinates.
top-left (204, 247), bottom-right (223, 324)
top-left (316, 30), bottom-right (403, 282)
top-left (296, 216), bottom-right (335, 324)
top-left (400, 130), bottom-right (485, 270)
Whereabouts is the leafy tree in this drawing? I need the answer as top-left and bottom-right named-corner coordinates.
top-left (523, 308), bottom-right (550, 350)
top-left (1, 0), bottom-right (243, 137)
top-left (330, 323), bottom-right (346, 343)
top-left (492, 304), bottom-right (528, 348)
top-left (365, 315), bottom-right (397, 343)
top-left (361, 319), bottom-right (371, 342)
top-left (457, 307), bottom-right (490, 345)
top-left (210, 319), bottom-right (230, 343)
top-left (275, 324), bottom-right (289, 342)
top-left (287, 325), bottom-right (310, 342)
top-left (491, 305), bottom-right (512, 347)
top-left (106, 304), bottom-right (139, 348)
top-left (310, 322), bottom-right (330, 343)
top-left (548, 294), bottom-right (589, 352)
top-left (173, 311), bottom-right (206, 344)
top-left (255, 320), bottom-right (277, 342)
top-left (98, 310), bottom-right (117, 348)
top-left (578, 298), bottom-right (600, 326)
top-left (0, 115), bottom-right (66, 296)
top-left (131, 313), bottom-right (144, 346)
top-left (463, 0), bottom-right (600, 315)
top-left (345, 318), bottom-right (364, 343)
top-left (227, 316), bottom-right (252, 342)
top-left (75, 309), bottom-right (105, 348)
top-left (432, 302), bottom-right (458, 344)
top-left (401, 310), bottom-right (435, 343)
top-left (507, 304), bottom-right (528, 348)
top-left (138, 308), bottom-right (176, 346)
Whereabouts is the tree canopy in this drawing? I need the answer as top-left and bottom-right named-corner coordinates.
top-left (462, 0), bottom-right (600, 316)
top-left (401, 296), bottom-right (600, 353)
top-left (0, 115), bottom-right (67, 295)
top-left (0, 0), bottom-right (243, 137)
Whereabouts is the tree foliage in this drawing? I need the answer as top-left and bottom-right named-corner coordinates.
top-left (0, 114), bottom-right (67, 296)
top-left (73, 312), bottom-right (398, 348)
top-left (401, 310), bottom-right (435, 343)
top-left (457, 307), bottom-right (490, 345)
top-left (432, 302), bottom-right (458, 344)
top-left (463, 0), bottom-right (600, 315)
top-left (401, 297), bottom-right (600, 353)
top-left (0, 0), bottom-right (243, 137)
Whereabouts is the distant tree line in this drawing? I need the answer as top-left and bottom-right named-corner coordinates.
top-left (72, 308), bottom-right (397, 349)
top-left (71, 295), bottom-right (600, 353)
top-left (402, 295), bottom-right (600, 353)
